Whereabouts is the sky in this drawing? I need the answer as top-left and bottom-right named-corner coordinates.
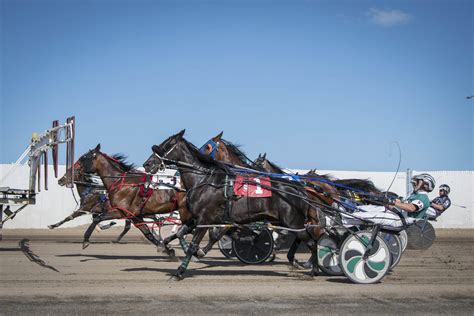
top-left (1, 0), bottom-right (472, 171)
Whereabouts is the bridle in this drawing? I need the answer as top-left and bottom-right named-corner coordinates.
top-left (199, 139), bottom-right (220, 158)
top-left (152, 142), bottom-right (179, 172)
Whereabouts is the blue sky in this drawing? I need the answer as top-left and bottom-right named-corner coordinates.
top-left (1, 0), bottom-right (472, 171)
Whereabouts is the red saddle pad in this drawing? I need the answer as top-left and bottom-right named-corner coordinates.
top-left (234, 176), bottom-right (272, 197)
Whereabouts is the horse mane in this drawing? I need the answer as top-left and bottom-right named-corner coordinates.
top-left (334, 179), bottom-right (381, 193)
top-left (265, 159), bottom-right (285, 174)
top-left (109, 153), bottom-right (136, 171)
top-left (304, 170), bottom-right (335, 181)
top-left (221, 139), bottom-right (253, 168)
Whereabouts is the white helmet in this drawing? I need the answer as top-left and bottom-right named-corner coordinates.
top-left (412, 173), bottom-right (436, 192)
top-left (439, 184), bottom-right (450, 194)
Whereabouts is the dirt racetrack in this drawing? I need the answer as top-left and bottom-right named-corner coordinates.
top-left (1, 228), bottom-right (473, 315)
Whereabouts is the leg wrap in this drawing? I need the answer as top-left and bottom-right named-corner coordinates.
top-left (179, 238), bottom-right (189, 252)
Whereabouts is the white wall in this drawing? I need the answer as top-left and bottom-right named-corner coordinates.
top-left (1, 164), bottom-right (472, 229)
top-left (1, 164), bottom-right (93, 228)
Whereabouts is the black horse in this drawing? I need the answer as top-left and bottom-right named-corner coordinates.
top-left (143, 130), bottom-right (320, 281)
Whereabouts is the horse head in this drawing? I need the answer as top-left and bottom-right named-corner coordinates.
top-left (143, 130), bottom-right (186, 173)
top-left (199, 131), bottom-right (223, 159)
top-left (74, 144), bottom-right (101, 176)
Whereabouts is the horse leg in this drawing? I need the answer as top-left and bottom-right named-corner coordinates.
top-left (48, 210), bottom-right (88, 229)
top-left (82, 210), bottom-right (123, 249)
top-left (286, 234), bottom-right (307, 269)
top-left (129, 218), bottom-right (178, 260)
top-left (301, 227), bottom-right (324, 269)
top-left (296, 230), bottom-right (319, 277)
top-left (83, 214), bottom-right (101, 249)
top-left (201, 227), bottom-right (229, 255)
top-left (162, 221), bottom-right (204, 260)
top-left (170, 227), bottom-right (207, 281)
top-left (162, 221), bottom-right (197, 254)
top-left (111, 219), bottom-right (132, 243)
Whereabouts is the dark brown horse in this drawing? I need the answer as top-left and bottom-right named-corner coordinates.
top-left (199, 134), bottom-right (322, 266)
top-left (143, 130), bottom-right (320, 281)
top-left (74, 145), bottom-right (192, 259)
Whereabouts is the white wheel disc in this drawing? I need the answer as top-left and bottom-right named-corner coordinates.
top-left (340, 230), bottom-right (391, 284)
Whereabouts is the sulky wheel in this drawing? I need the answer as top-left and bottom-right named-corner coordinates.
top-left (317, 233), bottom-right (343, 276)
top-left (407, 221), bottom-right (436, 250)
top-left (379, 232), bottom-right (403, 270)
top-left (218, 233), bottom-right (236, 259)
top-left (340, 230), bottom-right (391, 284)
top-left (232, 227), bottom-right (274, 264)
top-left (398, 230), bottom-right (408, 252)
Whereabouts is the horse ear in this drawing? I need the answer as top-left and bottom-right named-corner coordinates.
top-left (257, 153), bottom-right (262, 159)
top-left (95, 144), bottom-right (101, 151)
top-left (213, 131), bottom-right (223, 141)
top-left (177, 129), bottom-right (185, 138)
top-left (262, 153), bottom-right (266, 159)
top-left (152, 145), bottom-right (159, 153)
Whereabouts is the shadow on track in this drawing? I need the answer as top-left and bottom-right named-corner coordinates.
top-left (19, 238), bottom-right (60, 273)
top-left (121, 267), bottom-right (288, 279)
top-left (0, 247), bottom-right (22, 252)
top-left (56, 253), bottom-right (172, 262)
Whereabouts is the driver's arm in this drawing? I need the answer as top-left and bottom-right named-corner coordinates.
top-left (430, 202), bottom-right (445, 211)
top-left (392, 199), bottom-right (418, 213)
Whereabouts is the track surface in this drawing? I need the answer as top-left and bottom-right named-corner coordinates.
top-left (1, 229), bottom-right (473, 315)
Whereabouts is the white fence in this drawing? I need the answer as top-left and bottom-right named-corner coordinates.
top-left (1, 164), bottom-right (472, 229)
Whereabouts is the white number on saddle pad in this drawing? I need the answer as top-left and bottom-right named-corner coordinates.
top-left (254, 178), bottom-right (263, 194)
top-left (151, 175), bottom-right (181, 190)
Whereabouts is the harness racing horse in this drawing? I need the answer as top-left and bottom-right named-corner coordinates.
top-left (50, 161), bottom-right (135, 243)
top-left (49, 170), bottom-right (109, 229)
top-left (199, 133), bottom-right (323, 268)
top-left (74, 145), bottom-right (192, 258)
top-left (143, 130), bottom-right (320, 281)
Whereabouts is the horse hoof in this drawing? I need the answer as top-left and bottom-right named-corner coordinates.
top-left (168, 275), bottom-right (183, 282)
top-left (48, 225), bottom-right (55, 230)
top-left (196, 249), bottom-right (206, 258)
top-left (289, 260), bottom-right (306, 270)
top-left (168, 253), bottom-right (180, 262)
top-left (267, 252), bottom-right (276, 263)
top-left (191, 256), bottom-right (200, 263)
top-left (301, 261), bottom-right (313, 269)
top-left (156, 243), bottom-right (166, 252)
top-left (161, 248), bottom-right (175, 257)
top-left (82, 242), bottom-right (90, 249)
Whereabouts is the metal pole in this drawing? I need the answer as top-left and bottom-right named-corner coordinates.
top-left (0, 205), bottom-right (3, 241)
top-left (406, 168), bottom-right (413, 197)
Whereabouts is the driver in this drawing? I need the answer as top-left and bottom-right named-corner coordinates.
top-left (426, 184), bottom-right (451, 218)
top-left (391, 173), bottom-right (435, 219)
top-left (346, 173), bottom-right (435, 227)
